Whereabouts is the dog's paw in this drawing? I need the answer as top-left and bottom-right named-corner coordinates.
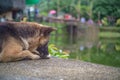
top-left (31, 55), bottom-right (40, 60)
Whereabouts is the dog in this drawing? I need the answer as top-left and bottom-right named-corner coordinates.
top-left (0, 22), bottom-right (56, 62)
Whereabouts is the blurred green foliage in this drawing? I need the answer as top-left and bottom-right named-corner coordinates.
top-left (69, 43), bottom-right (120, 67)
top-left (116, 19), bottom-right (120, 27)
top-left (99, 32), bottom-right (120, 38)
top-left (48, 44), bottom-right (69, 59)
top-left (93, 0), bottom-right (120, 20)
top-left (38, 0), bottom-right (120, 25)
top-left (101, 17), bottom-right (109, 26)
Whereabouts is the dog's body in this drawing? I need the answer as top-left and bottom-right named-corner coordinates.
top-left (0, 22), bottom-right (55, 62)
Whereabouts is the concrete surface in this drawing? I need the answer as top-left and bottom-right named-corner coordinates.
top-left (0, 58), bottom-right (120, 80)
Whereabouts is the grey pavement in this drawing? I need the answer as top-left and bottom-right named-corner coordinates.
top-left (0, 58), bottom-right (120, 80)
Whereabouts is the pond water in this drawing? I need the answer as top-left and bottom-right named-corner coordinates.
top-left (50, 24), bottom-right (120, 67)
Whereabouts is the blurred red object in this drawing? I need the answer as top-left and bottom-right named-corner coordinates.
top-left (64, 14), bottom-right (71, 20)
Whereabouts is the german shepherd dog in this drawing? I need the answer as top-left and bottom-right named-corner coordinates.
top-left (0, 22), bottom-right (56, 62)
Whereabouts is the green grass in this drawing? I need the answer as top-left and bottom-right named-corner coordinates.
top-left (99, 27), bottom-right (120, 32)
top-left (99, 32), bottom-right (120, 38)
top-left (100, 27), bottom-right (120, 29)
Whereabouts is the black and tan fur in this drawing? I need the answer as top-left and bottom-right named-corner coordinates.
top-left (0, 22), bottom-right (56, 62)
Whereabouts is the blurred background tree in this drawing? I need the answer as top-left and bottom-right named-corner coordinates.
top-left (92, 0), bottom-right (120, 25)
top-left (37, 0), bottom-right (120, 26)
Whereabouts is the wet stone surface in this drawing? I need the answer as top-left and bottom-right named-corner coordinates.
top-left (0, 58), bottom-right (120, 80)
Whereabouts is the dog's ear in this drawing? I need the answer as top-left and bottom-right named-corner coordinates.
top-left (41, 27), bottom-right (57, 36)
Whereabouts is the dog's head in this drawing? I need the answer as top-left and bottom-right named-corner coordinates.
top-left (38, 26), bottom-right (56, 46)
top-left (37, 26), bottom-right (56, 58)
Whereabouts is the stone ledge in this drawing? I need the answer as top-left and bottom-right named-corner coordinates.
top-left (0, 58), bottom-right (120, 80)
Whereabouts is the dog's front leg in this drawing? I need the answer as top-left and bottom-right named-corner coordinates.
top-left (15, 50), bottom-right (40, 61)
top-left (0, 50), bottom-right (40, 62)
